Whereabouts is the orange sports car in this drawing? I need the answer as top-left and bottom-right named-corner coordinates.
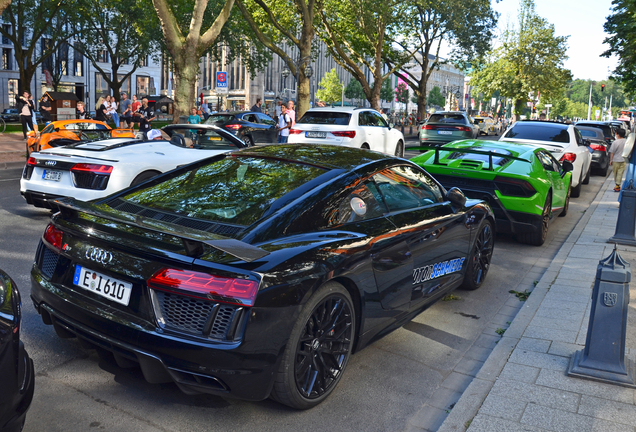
top-left (26, 119), bottom-right (135, 156)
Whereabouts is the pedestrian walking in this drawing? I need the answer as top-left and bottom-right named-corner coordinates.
top-left (610, 128), bottom-right (627, 192)
top-left (277, 104), bottom-right (292, 143)
top-left (188, 107), bottom-right (201, 124)
top-left (287, 100), bottom-right (296, 127)
top-left (39, 95), bottom-right (52, 124)
top-left (76, 102), bottom-right (91, 120)
top-left (120, 93), bottom-right (132, 128)
top-left (251, 98), bottom-right (262, 113)
top-left (17, 91), bottom-right (35, 140)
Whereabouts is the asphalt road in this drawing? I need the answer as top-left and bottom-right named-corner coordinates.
top-left (0, 146), bottom-right (608, 432)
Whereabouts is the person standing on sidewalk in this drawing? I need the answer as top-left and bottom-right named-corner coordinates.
top-left (610, 128), bottom-right (627, 192)
top-left (287, 100), bottom-right (296, 127)
top-left (277, 104), bottom-right (292, 143)
top-left (120, 93), bottom-right (132, 128)
top-left (39, 95), bottom-right (52, 124)
top-left (251, 98), bottom-right (262, 113)
top-left (17, 91), bottom-right (34, 140)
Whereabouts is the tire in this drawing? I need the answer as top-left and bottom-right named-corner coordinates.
top-left (130, 170), bottom-right (161, 187)
top-left (571, 171), bottom-right (582, 198)
top-left (559, 181), bottom-right (571, 217)
top-left (270, 281), bottom-right (355, 409)
top-left (582, 164), bottom-right (591, 185)
top-left (242, 135), bottom-right (253, 146)
top-left (395, 140), bottom-right (404, 158)
top-left (516, 195), bottom-right (551, 246)
top-left (461, 219), bottom-right (494, 290)
top-left (361, 143), bottom-right (370, 150)
top-left (599, 162), bottom-right (609, 177)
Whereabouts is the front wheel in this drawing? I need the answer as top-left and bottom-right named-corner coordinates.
top-left (461, 219), bottom-right (494, 290)
top-left (270, 282), bottom-right (355, 409)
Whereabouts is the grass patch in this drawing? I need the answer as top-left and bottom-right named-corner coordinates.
top-left (495, 327), bottom-right (506, 336)
top-left (509, 289), bottom-right (531, 301)
top-left (442, 294), bottom-right (462, 301)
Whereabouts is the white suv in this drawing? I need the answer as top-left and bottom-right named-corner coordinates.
top-left (500, 121), bottom-right (592, 197)
top-left (287, 107), bottom-right (405, 157)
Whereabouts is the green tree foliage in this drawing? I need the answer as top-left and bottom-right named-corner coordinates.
top-left (344, 79), bottom-right (365, 103)
top-left (603, 0), bottom-right (636, 97)
top-left (395, 82), bottom-right (409, 105)
top-left (380, 78), bottom-right (394, 103)
top-left (75, 0), bottom-right (158, 104)
top-left (236, 0), bottom-right (317, 118)
top-left (316, 68), bottom-right (342, 105)
top-left (317, 0), bottom-right (412, 110)
top-left (566, 79), bottom-right (629, 107)
top-left (392, 0), bottom-right (497, 118)
top-left (428, 86), bottom-right (445, 107)
top-left (0, 0), bottom-right (76, 94)
top-left (469, 0), bottom-right (572, 117)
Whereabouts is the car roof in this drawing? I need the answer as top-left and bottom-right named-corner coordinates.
top-left (431, 111), bottom-right (467, 115)
top-left (575, 121), bottom-right (612, 125)
top-left (515, 120), bottom-right (569, 128)
top-left (234, 144), bottom-right (393, 170)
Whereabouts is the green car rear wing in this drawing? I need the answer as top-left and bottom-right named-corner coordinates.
top-left (406, 145), bottom-right (531, 171)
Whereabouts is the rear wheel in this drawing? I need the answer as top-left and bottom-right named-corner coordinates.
top-left (394, 140), bottom-right (404, 158)
top-left (130, 170), bottom-right (161, 187)
top-left (559, 181), bottom-right (571, 217)
top-left (571, 171), bottom-right (582, 198)
top-left (598, 161), bottom-right (609, 177)
top-left (241, 135), bottom-right (253, 146)
top-left (582, 164), bottom-right (591, 184)
top-left (462, 220), bottom-right (494, 290)
top-left (516, 195), bottom-right (551, 246)
top-left (361, 143), bottom-right (370, 150)
top-left (270, 282), bottom-right (355, 409)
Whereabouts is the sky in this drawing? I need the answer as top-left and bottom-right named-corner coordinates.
top-left (491, 0), bottom-right (618, 81)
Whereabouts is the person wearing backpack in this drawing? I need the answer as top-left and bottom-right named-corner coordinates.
top-left (277, 104), bottom-right (292, 143)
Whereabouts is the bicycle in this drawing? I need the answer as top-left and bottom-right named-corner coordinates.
top-left (0, 116), bottom-right (5, 133)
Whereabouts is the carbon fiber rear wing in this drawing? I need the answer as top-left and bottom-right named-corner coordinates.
top-left (54, 198), bottom-right (270, 262)
top-left (406, 145), bottom-right (531, 171)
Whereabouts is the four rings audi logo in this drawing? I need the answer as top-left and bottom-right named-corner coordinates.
top-left (85, 247), bottom-right (113, 265)
top-left (45, 160), bottom-right (56, 166)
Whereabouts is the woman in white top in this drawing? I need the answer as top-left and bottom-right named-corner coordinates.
top-left (105, 95), bottom-right (120, 128)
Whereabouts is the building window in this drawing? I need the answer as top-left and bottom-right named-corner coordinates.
top-left (117, 74), bottom-right (131, 95)
top-left (97, 49), bottom-right (108, 63)
top-left (2, 48), bottom-right (11, 70)
top-left (2, 25), bottom-right (10, 44)
top-left (74, 45), bottom-right (83, 77)
top-left (136, 76), bottom-right (149, 96)
top-left (8, 79), bottom-right (18, 107)
top-left (42, 38), bottom-right (52, 73)
top-left (139, 56), bottom-right (148, 67)
top-left (95, 72), bottom-right (111, 94)
top-left (58, 43), bottom-right (68, 76)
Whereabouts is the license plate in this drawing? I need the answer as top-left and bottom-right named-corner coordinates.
top-left (73, 265), bottom-right (133, 306)
top-left (306, 131), bottom-right (327, 138)
top-left (42, 170), bottom-right (62, 181)
top-left (438, 131), bottom-right (453, 135)
top-left (207, 136), bottom-right (221, 141)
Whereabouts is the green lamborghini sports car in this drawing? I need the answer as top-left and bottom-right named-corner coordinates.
top-left (410, 140), bottom-right (573, 246)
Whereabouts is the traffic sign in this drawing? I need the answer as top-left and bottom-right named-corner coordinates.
top-left (216, 71), bottom-right (228, 94)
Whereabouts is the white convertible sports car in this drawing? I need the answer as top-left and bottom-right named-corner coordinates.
top-left (20, 124), bottom-right (248, 209)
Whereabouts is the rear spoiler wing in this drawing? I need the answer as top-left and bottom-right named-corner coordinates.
top-left (406, 145), bottom-right (531, 171)
top-left (55, 198), bottom-right (270, 262)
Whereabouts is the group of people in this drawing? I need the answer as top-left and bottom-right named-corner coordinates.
top-left (17, 91), bottom-right (52, 139)
top-left (93, 93), bottom-right (155, 131)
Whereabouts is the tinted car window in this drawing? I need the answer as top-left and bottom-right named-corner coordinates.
top-left (323, 181), bottom-right (388, 227)
top-left (373, 165), bottom-right (443, 212)
top-left (120, 156), bottom-right (327, 225)
top-left (257, 113), bottom-right (276, 126)
top-left (504, 123), bottom-right (570, 143)
top-left (367, 111), bottom-right (388, 127)
top-left (576, 123), bottom-right (613, 138)
top-left (65, 122), bottom-right (109, 131)
top-left (535, 151), bottom-right (555, 172)
top-left (428, 114), bottom-right (466, 124)
top-left (297, 112), bottom-right (351, 125)
top-left (578, 129), bottom-right (600, 138)
top-left (243, 114), bottom-right (258, 123)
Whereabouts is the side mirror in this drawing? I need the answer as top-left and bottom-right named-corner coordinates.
top-left (581, 138), bottom-right (590, 146)
top-left (446, 187), bottom-right (466, 209)
top-left (562, 160), bottom-right (574, 173)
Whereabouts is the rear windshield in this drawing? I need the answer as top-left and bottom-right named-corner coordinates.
top-left (428, 114), bottom-right (466, 124)
top-left (576, 123), bottom-right (612, 138)
top-left (578, 129), bottom-right (600, 138)
top-left (447, 148), bottom-right (511, 166)
top-left (297, 112), bottom-right (351, 126)
top-left (163, 128), bottom-right (240, 150)
top-left (504, 123), bottom-right (570, 143)
top-left (119, 156), bottom-right (327, 225)
top-left (474, 118), bottom-right (485, 124)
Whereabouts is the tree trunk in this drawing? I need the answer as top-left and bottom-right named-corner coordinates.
top-left (172, 56), bottom-right (198, 124)
top-left (368, 84), bottom-right (381, 111)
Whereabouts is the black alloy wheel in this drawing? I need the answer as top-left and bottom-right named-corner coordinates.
top-left (242, 135), bottom-right (253, 146)
top-left (517, 195), bottom-right (551, 246)
top-left (271, 282), bottom-right (355, 409)
top-left (462, 220), bottom-right (494, 290)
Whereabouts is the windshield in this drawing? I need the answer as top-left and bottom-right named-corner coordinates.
top-left (119, 156), bottom-right (327, 225)
top-left (297, 112), bottom-right (351, 125)
top-left (65, 122), bottom-right (109, 131)
top-left (428, 114), bottom-right (466, 124)
top-left (504, 123), bottom-right (570, 143)
top-left (164, 127), bottom-right (241, 150)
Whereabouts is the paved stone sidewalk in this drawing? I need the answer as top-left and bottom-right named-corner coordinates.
top-left (439, 174), bottom-right (636, 432)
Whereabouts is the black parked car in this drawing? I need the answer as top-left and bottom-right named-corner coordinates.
top-left (1, 109), bottom-right (20, 123)
top-left (204, 111), bottom-right (277, 145)
top-left (31, 145), bottom-right (495, 409)
top-left (0, 270), bottom-right (35, 432)
top-left (575, 121), bottom-right (617, 145)
top-left (576, 126), bottom-right (610, 176)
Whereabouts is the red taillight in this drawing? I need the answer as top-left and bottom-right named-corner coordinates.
top-left (43, 223), bottom-right (63, 251)
top-left (225, 124), bottom-right (241, 130)
top-left (560, 153), bottom-right (577, 162)
top-left (456, 126), bottom-right (471, 132)
top-left (27, 157), bottom-right (36, 166)
top-left (71, 163), bottom-right (113, 174)
top-left (289, 129), bottom-right (303, 134)
top-left (494, 176), bottom-right (537, 197)
top-left (423, 125), bottom-right (438, 130)
top-left (148, 268), bottom-right (260, 307)
top-left (590, 143), bottom-right (605, 152)
top-left (331, 131), bottom-right (356, 138)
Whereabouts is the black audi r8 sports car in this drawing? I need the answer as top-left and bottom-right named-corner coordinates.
top-left (0, 270), bottom-right (35, 432)
top-left (30, 145), bottom-right (495, 409)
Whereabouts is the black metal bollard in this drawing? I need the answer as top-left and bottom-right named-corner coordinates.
top-left (567, 246), bottom-right (636, 387)
top-left (609, 180), bottom-right (636, 246)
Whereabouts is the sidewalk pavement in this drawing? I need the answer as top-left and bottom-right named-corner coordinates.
top-left (439, 173), bottom-right (636, 432)
top-left (0, 132), bottom-right (27, 168)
